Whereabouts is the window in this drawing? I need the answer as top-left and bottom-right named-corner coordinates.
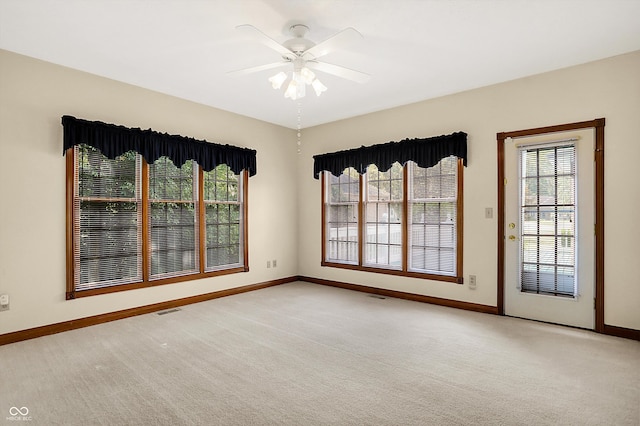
top-left (519, 144), bottom-right (576, 297)
top-left (204, 166), bottom-right (243, 270)
top-left (67, 144), bottom-right (248, 298)
top-left (72, 145), bottom-right (142, 290)
top-left (326, 168), bottom-right (360, 264)
top-left (408, 157), bottom-right (458, 275)
top-left (364, 163), bottom-right (404, 269)
top-left (322, 157), bottom-right (463, 283)
top-left (149, 157), bottom-right (199, 279)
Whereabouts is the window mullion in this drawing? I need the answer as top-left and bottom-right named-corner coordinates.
top-left (456, 158), bottom-right (464, 281)
top-left (321, 173), bottom-right (326, 264)
top-left (402, 163), bottom-right (409, 272)
top-left (65, 149), bottom-right (76, 299)
top-left (141, 158), bottom-right (150, 283)
top-left (358, 173), bottom-right (364, 266)
top-left (242, 170), bottom-right (249, 270)
top-left (198, 167), bottom-right (205, 273)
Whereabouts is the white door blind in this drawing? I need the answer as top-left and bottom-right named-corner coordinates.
top-left (74, 145), bottom-right (142, 290)
top-left (520, 145), bottom-right (576, 297)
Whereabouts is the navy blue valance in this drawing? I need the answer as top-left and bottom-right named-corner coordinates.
top-left (62, 115), bottom-right (257, 176)
top-left (313, 131), bottom-right (467, 179)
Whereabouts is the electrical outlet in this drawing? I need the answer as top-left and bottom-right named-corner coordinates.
top-left (267, 261), bottom-right (271, 268)
top-left (468, 275), bottom-right (477, 289)
top-left (0, 294), bottom-right (9, 311)
top-left (272, 259), bottom-right (277, 268)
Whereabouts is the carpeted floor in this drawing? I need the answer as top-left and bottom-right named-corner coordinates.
top-left (1, 282), bottom-right (638, 425)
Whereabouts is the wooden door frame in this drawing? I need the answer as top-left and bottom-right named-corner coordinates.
top-left (497, 118), bottom-right (605, 332)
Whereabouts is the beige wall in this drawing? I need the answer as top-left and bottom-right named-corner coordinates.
top-left (1, 48), bottom-right (639, 335)
top-left (297, 50), bottom-right (640, 330)
top-left (0, 50), bottom-right (298, 335)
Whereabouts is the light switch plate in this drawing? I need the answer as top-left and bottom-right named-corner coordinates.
top-left (0, 294), bottom-right (8, 311)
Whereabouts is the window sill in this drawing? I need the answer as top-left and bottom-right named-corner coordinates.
top-left (66, 266), bottom-right (249, 299)
top-left (321, 261), bottom-right (462, 284)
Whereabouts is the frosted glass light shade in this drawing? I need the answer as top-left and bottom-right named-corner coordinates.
top-left (284, 79), bottom-right (300, 100)
top-left (300, 67), bottom-right (316, 85)
top-left (312, 79), bottom-right (327, 96)
top-left (268, 71), bottom-right (287, 89)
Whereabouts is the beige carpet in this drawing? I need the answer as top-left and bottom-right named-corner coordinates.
top-left (1, 282), bottom-right (638, 425)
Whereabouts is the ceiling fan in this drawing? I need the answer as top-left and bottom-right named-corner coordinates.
top-left (229, 23), bottom-right (370, 100)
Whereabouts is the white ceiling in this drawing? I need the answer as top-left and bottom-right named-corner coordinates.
top-left (1, 0), bottom-right (640, 129)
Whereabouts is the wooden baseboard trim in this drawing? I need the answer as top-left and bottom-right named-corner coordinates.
top-left (603, 324), bottom-right (640, 341)
top-left (0, 276), bottom-right (297, 346)
top-left (298, 276), bottom-right (640, 341)
top-left (298, 276), bottom-right (499, 315)
top-left (4, 276), bottom-right (636, 345)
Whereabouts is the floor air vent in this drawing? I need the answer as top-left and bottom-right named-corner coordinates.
top-left (157, 308), bottom-right (181, 315)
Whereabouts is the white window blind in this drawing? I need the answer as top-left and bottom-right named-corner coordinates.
top-left (148, 157), bottom-right (199, 279)
top-left (74, 145), bottom-right (142, 290)
top-left (408, 157), bottom-right (458, 275)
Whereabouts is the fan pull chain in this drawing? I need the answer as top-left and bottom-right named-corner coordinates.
top-left (297, 101), bottom-right (302, 154)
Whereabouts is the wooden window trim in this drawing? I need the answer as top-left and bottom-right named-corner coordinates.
top-left (65, 147), bottom-right (249, 300)
top-left (320, 173), bottom-right (327, 263)
top-left (456, 158), bottom-right (464, 279)
top-left (320, 159), bottom-right (464, 284)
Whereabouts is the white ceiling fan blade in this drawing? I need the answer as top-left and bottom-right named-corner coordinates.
top-left (236, 24), bottom-right (295, 59)
top-left (302, 27), bottom-right (363, 60)
top-left (227, 61), bottom-right (289, 76)
top-left (306, 61), bottom-right (370, 84)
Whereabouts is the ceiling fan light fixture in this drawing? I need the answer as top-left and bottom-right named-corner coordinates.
top-left (300, 67), bottom-right (316, 85)
top-left (312, 78), bottom-right (327, 96)
top-left (268, 71), bottom-right (287, 89)
top-left (284, 79), bottom-right (301, 100)
top-left (282, 73), bottom-right (325, 99)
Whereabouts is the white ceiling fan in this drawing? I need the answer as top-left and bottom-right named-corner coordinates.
top-left (229, 23), bottom-right (370, 100)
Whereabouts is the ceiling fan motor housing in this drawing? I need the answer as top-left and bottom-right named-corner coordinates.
top-left (283, 24), bottom-right (315, 56)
